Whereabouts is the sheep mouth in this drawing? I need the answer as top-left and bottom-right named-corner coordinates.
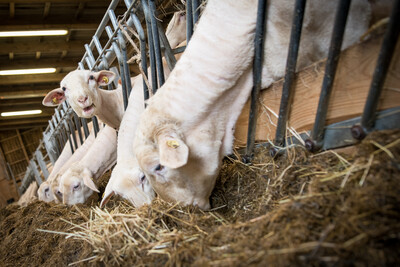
top-left (83, 104), bottom-right (95, 114)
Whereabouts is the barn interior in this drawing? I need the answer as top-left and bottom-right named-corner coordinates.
top-left (0, 0), bottom-right (399, 266)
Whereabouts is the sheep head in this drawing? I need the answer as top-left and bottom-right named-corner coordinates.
top-left (42, 70), bottom-right (115, 118)
top-left (60, 164), bottom-right (99, 205)
top-left (100, 160), bottom-right (155, 208)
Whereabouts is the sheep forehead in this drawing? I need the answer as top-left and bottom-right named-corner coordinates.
top-left (61, 70), bottom-right (91, 89)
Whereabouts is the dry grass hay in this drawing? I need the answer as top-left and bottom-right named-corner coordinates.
top-left (0, 130), bottom-right (399, 266)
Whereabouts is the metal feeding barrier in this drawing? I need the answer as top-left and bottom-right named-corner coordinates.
top-left (18, 0), bottom-right (399, 194)
top-left (246, 0), bottom-right (400, 158)
top-left (17, 0), bottom-right (200, 195)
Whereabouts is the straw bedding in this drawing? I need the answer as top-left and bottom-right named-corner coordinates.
top-left (0, 130), bottom-right (399, 266)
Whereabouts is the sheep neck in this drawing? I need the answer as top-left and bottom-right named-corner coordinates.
top-left (96, 87), bottom-right (124, 129)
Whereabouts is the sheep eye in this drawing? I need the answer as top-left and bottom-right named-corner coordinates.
top-left (73, 184), bottom-right (80, 191)
top-left (57, 190), bottom-right (62, 196)
top-left (89, 75), bottom-right (95, 80)
top-left (154, 164), bottom-right (164, 172)
top-left (62, 86), bottom-right (66, 91)
top-left (139, 174), bottom-right (146, 183)
top-left (44, 188), bottom-right (49, 193)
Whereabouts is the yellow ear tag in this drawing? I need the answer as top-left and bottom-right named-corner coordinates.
top-left (166, 140), bottom-right (180, 149)
top-left (52, 97), bottom-right (58, 104)
top-left (102, 76), bottom-right (109, 83)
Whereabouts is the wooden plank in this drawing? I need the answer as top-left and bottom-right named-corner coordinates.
top-left (0, 41), bottom-right (86, 54)
top-left (0, 73), bottom-right (66, 85)
top-left (43, 2), bottom-right (51, 18)
top-left (234, 34), bottom-right (400, 146)
top-left (9, 3), bottom-right (15, 18)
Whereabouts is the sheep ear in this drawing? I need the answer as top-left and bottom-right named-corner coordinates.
top-left (157, 131), bottom-right (189, 169)
top-left (83, 176), bottom-right (99, 193)
top-left (100, 184), bottom-right (115, 208)
top-left (96, 70), bottom-right (116, 86)
top-left (42, 88), bottom-right (66, 107)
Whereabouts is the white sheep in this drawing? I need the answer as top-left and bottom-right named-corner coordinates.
top-left (100, 13), bottom-right (188, 208)
top-left (59, 125), bottom-right (117, 205)
top-left (132, 0), bottom-right (371, 210)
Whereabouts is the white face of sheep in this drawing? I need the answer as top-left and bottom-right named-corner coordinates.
top-left (134, 124), bottom-right (216, 210)
top-left (60, 166), bottom-right (99, 205)
top-left (166, 11), bottom-right (187, 49)
top-left (38, 181), bottom-right (55, 202)
top-left (42, 70), bottom-right (116, 118)
top-left (100, 163), bottom-right (155, 208)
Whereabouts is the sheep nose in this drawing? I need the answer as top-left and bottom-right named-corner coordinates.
top-left (78, 96), bottom-right (88, 104)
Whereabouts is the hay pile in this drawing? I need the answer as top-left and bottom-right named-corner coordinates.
top-left (0, 130), bottom-right (399, 266)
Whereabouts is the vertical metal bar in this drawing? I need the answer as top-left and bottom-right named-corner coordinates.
top-left (106, 25), bottom-right (129, 110)
top-left (84, 44), bottom-right (96, 70)
top-left (93, 36), bottom-right (110, 71)
top-left (73, 112), bottom-right (84, 145)
top-left (92, 116), bottom-right (100, 137)
top-left (118, 30), bottom-right (133, 97)
top-left (129, 10), bottom-right (149, 101)
top-left (357, 0), bottom-right (400, 134)
top-left (35, 150), bottom-right (49, 180)
top-left (60, 108), bottom-right (74, 154)
top-left (30, 160), bottom-right (43, 186)
top-left (149, 0), bottom-right (165, 88)
top-left (142, 0), bottom-right (158, 93)
top-left (157, 21), bottom-right (177, 71)
top-left (192, 0), bottom-right (200, 25)
top-left (186, 0), bottom-right (193, 42)
top-left (273, 0), bottom-right (306, 150)
top-left (109, 9), bottom-right (133, 98)
top-left (306, 0), bottom-right (351, 152)
top-left (81, 118), bottom-right (90, 139)
top-left (78, 62), bottom-right (85, 70)
top-left (245, 0), bottom-right (267, 158)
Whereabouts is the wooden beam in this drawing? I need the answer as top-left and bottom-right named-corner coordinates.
top-left (75, 2), bottom-right (85, 19)
top-left (0, 58), bottom-right (80, 70)
top-left (0, 118), bottom-right (50, 128)
top-left (0, 97), bottom-right (48, 106)
top-left (43, 2), bottom-right (51, 18)
top-left (0, 18), bottom-right (98, 31)
top-left (234, 34), bottom-right (400, 146)
top-left (0, 84), bottom-right (59, 99)
top-left (0, 41), bottom-right (86, 54)
top-left (0, 123), bottom-right (49, 131)
top-left (9, 3), bottom-right (15, 18)
top-left (0, 73), bottom-right (66, 85)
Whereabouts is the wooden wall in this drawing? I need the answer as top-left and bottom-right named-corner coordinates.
top-left (0, 127), bottom-right (43, 207)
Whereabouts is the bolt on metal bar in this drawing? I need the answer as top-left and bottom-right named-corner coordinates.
top-left (245, 0), bottom-right (267, 157)
top-left (360, 0), bottom-right (400, 131)
top-left (192, 0), bottom-right (200, 25)
top-left (142, 0), bottom-right (158, 93)
top-left (273, 0), bottom-right (306, 149)
top-left (106, 25), bottom-right (129, 110)
top-left (186, 0), bottom-right (194, 42)
top-left (307, 0), bottom-right (351, 151)
top-left (149, 0), bottom-right (165, 88)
